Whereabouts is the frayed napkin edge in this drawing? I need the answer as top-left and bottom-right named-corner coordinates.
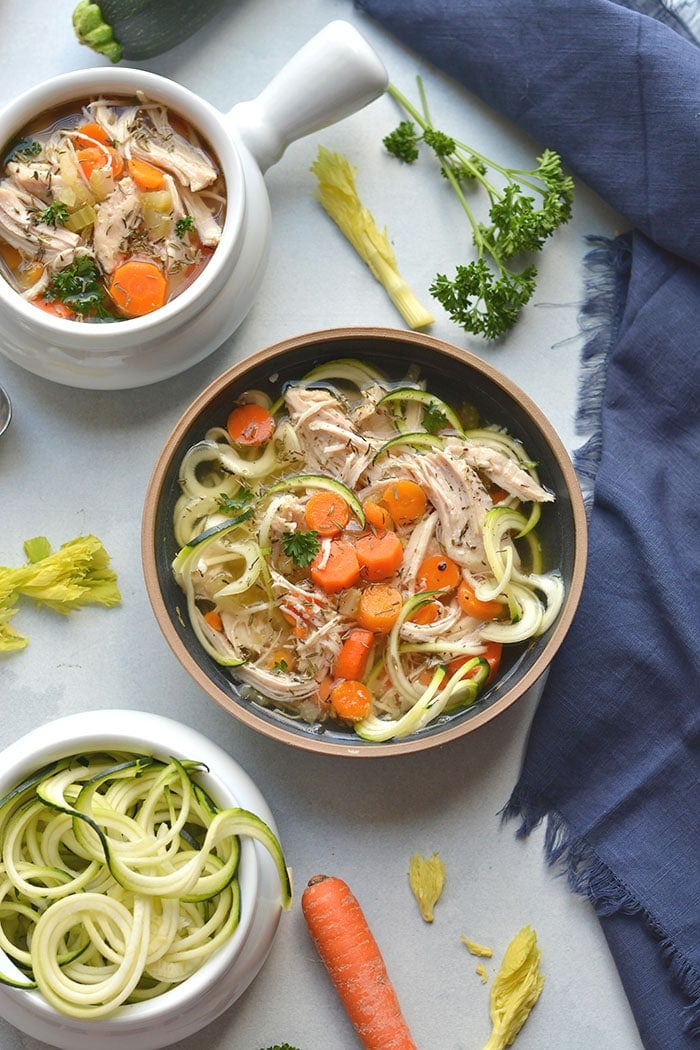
top-left (573, 233), bottom-right (633, 510)
top-left (501, 793), bottom-right (700, 1036)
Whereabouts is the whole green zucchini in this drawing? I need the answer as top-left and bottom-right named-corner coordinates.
top-left (72, 0), bottom-right (233, 63)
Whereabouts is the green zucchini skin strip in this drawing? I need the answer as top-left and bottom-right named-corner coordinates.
top-left (205, 809), bottom-right (292, 910)
top-left (378, 387), bottom-right (465, 435)
top-left (173, 512), bottom-right (254, 565)
top-left (173, 520), bottom-right (253, 668)
top-left (372, 431), bottom-right (444, 462)
top-left (300, 358), bottom-right (384, 387)
top-left (0, 971), bottom-right (36, 990)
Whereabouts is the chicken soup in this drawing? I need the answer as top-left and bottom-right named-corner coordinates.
top-left (170, 357), bottom-right (565, 741)
top-left (0, 94), bottom-right (225, 320)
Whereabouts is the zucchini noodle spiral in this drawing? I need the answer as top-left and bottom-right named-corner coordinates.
top-left (0, 752), bottom-right (290, 1017)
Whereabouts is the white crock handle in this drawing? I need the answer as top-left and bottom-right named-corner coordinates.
top-left (227, 20), bottom-right (388, 173)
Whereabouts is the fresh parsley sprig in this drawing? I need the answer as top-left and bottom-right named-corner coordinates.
top-left (422, 401), bottom-right (449, 435)
top-left (383, 77), bottom-right (574, 339)
top-left (282, 529), bottom-right (320, 568)
top-left (175, 215), bottom-right (195, 238)
top-left (215, 488), bottom-right (254, 518)
top-left (41, 202), bottom-right (69, 228)
top-left (44, 256), bottom-right (112, 318)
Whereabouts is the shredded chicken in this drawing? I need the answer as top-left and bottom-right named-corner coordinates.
top-left (284, 386), bottom-right (373, 488)
top-left (180, 186), bottom-right (222, 247)
top-left (459, 439), bottom-right (554, 503)
top-left (0, 183), bottom-right (80, 264)
top-left (401, 444), bottom-right (494, 570)
top-left (92, 177), bottom-right (142, 273)
top-left (6, 161), bottom-right (57, 199)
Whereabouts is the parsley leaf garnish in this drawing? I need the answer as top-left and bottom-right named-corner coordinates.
top-left (44, 257), bottom-right (112, 318)
top-left (175, 215), bottom-right (195, 238)
top-left (41, 202), bottom-right (69, 228)
top-left (282, 529), bottom-right (320, 568)
top-left (423, 401), bottom-right (449, 434)
top-left (215, 489), bottom-right (254, 518)
top-left (7, 138), bottom-right (42, 162)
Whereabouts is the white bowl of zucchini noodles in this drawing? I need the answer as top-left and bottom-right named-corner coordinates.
top-left (142, 326), bottom-right (588, 758)
top-left (0, 709), bottom-right (291, 1049)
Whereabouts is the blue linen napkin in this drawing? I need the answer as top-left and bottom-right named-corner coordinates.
top-left (354, 1), bottom-right (700, 1046)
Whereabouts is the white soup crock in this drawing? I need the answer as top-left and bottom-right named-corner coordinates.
top-left (0, 21), bottom-right (388, 389)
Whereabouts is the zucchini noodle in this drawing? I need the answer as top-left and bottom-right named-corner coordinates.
top-left (171, 359), bottom-right (565, 740)
top-left (0, 752), bottom-right (291, 1017)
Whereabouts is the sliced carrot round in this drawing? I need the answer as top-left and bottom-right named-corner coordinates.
top-left (314, 674), bottom-right (334, 715)
top-left (310, 540), bottom-right (360, 595)
top-left (75, 122), bottom-right (111, 148)
top-left (76, 145), bottom-right (124, 180)
top-left (362, 500), bottom-right (393, 532)
top-left (109, 259), bottom-right (168, 317)
top-left (226, 403), bottom-right (275, 446)
top-left (357, 584), bottom-right (403, 634)
top-left (305, 490), bottom-right (351, 537)
top-left (355, 530), bottom-right (403, 582)
top-left (457, 580), bottom-right (504, 620)
top-left (381, 479), bottom-right (427, 527)
top-left (330, 680), bottom-right (373, 722)
top-left (416, 554), bottom-right (461, 593)
top-left (127, 156), bottom-right (166, 192)
top-left (32, 297), bottom-right (74, 319)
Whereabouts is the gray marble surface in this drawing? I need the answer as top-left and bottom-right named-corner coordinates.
top-left (0, 1), bottom-right (643, 1047)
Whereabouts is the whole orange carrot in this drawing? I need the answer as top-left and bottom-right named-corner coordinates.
top-left (301, 874), bottom-right (418, 1050)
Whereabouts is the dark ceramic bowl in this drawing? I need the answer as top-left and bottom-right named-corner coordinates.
top-left (142, 327), bottom-right (587, 757)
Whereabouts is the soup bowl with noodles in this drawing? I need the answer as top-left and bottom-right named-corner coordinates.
top-left (0, 21), bottom-right (387, 389)
top-left (142, 326), bottom-right (588, 758)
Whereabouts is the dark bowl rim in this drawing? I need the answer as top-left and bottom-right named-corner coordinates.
top-left (141, 325), bottom-right (588, 758)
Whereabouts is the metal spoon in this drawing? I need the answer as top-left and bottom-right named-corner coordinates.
top-left (0, 384), bottom-right (12, 437)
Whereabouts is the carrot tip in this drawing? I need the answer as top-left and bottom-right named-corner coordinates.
top-left (306, 874), bottom-right (329, 887)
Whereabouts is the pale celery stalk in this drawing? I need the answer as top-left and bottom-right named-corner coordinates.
top-left (0, 535), bottom-right (121, 652)
top-left (311, 146), bottom-right (434, 330)
top-left (482, 925), bottom-right (545, 1050)
top-left (409, 851), bottom-right (446, 922)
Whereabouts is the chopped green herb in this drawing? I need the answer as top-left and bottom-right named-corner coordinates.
top-left (422, 401), bottom-right (449, 434)
top-left (40, 202), bottom-right (69, 227)
top-left (175, 215), bottom-right (195, 238)
top-left (282, 529), bottom-right (320, 568)
top-left (215, 489), bottom-right (254, 517)
top-left (259, 1044), bottom-right (302, 1050)
top-left (44, 256), bottom-right (111, 318)
top-left (6, 138), bottom-right (42, 162)
top-left (271, 658), bottom-right (289, 674)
